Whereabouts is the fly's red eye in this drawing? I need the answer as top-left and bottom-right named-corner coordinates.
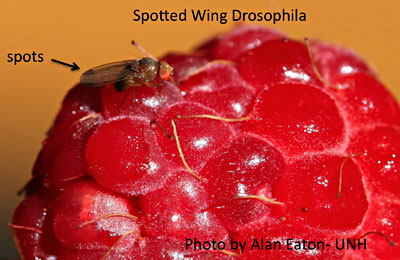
top-left (159, 68), bottom-right (171, 80)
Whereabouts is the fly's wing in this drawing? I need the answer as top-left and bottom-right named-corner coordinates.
top-left (80, 60), bottom-right (138, 86)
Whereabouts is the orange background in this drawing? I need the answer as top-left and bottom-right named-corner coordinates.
top-left (0, 0), bottom-right (399, 257)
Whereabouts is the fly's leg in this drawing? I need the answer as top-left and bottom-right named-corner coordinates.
top-left (169, 76), bottom-right (177, 86)
top-left (117, 90), bottom-right (130, 109)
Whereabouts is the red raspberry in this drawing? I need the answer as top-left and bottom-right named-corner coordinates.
top-left (11, 25), bottom-right (400, 259)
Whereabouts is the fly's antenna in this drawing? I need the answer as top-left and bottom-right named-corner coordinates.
top-left (131, 40), bottom-right (158, 61)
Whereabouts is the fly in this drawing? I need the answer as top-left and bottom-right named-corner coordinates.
top-left (80, 41), bottom-right (174, 92)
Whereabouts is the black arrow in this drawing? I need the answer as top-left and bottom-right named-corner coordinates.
top-left (51, 59), bottom-right (80, 71)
